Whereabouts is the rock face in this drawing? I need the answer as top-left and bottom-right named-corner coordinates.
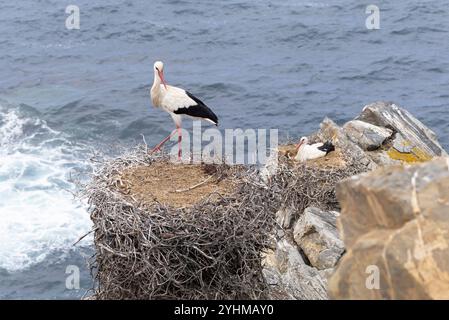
top-left (318, 117), bottom-right (378, 170)
top-left (343, 120), bottom-right (392, 151)
top-left (265, 207), bottom-right (344, 300)
top-left (263, 238), bottom-right (329, 300)
top-left (321, 101), bottom-right (447, 167)
top-left (329, 157), bottom-right (449, 299)
top-left (356, 102), bottom-right (447, 158)
top-left (263, 101), bottom-right (448, 300)
top-left (293, 207), bottom-right (344, 270)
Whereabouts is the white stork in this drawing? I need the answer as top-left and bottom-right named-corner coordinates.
top-left (149, 61), bottom-right (218, 159)
top-left (295, 136), bottom-right (335, 162)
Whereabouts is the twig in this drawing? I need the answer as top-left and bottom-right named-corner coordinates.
top-left (141, 134), bottom-right (148, 153)
top-left (175, 175), bottom-right (214, 193)
top-left (73, 230), bottom-right (94, 246)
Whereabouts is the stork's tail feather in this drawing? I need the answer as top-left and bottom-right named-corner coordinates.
top-left (320, 141), bottom-right (335, 155)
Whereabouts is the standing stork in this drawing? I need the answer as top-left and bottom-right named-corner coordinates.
top-left (150, 61), bottom-right (218, 159)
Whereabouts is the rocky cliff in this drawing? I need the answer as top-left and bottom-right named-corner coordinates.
top-left (329, 157), bottom-right (449, 299)
top-left (263, 101), bottom-right (448, 300)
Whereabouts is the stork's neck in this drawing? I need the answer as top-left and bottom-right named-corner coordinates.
top-left (151, 71), bottom-right (163, 106)
top-left (152, 71), bottom-right (161, 90)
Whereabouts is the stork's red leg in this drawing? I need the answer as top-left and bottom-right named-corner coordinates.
top-left (177, 126), bottom-right (182, 160)
top-left (150, 129), bottom-right (177, 154)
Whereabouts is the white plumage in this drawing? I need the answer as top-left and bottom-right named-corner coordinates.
top-left (295, 137), bottom-right (335, 162)
top-left (149, 61), bottom-right (218, 158)
top-left (153, 86), bottom-right (190, 123)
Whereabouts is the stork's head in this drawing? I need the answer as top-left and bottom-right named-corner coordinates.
top-left (154, 61), bottom-right (167, 89)
top-left (296, 136), bottom-right (308, 150)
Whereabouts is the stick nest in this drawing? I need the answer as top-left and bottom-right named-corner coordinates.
top-left (274, 144), bottom-right (369, 215)
top-left (82, 146), bottom-right (277, 300)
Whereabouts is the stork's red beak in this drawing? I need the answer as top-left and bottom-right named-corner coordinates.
top-left (158, 70), bottom-right (168, 89)
top-left (296, 141), bottom-right (304, 151)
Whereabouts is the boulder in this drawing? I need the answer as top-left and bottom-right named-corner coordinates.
top-left (293, 207), bottom-right (345, 270)
top-left (343, 120), bottom-right (392, 151)
top-left (318, 102), bottom-right (447, 167)
top-left (329, 157), bottom-right (449, 299)
top-left (356, 102), bottom-right (447, 161)
top-left (263, 238), bottom-right (328, 300)
top-left (318, 118), bottom-right (378, 170)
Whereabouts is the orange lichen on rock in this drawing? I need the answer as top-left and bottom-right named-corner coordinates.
top-left (387, 146), bottom-right (433, 163)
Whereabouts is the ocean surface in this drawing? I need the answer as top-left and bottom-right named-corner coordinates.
top-left (1, 0), bottom-right (448, 299)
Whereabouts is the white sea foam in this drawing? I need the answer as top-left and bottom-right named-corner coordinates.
top-left (0, 106), bottom-right (92, 272)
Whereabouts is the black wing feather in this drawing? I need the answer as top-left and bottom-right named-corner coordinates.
top-left (317, 141), bottom-right (335, 155)
top-left (173, 91), bottom-right (218, 125)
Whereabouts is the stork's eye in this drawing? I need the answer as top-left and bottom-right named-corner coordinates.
top-left (155, 67), bottom-right (159, 71)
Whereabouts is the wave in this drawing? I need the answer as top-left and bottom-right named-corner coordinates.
top-left (0, 103), bottom-right (92, 272)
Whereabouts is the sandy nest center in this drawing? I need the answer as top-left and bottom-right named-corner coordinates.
top-left (117, 162), bottom-right (237, 208)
